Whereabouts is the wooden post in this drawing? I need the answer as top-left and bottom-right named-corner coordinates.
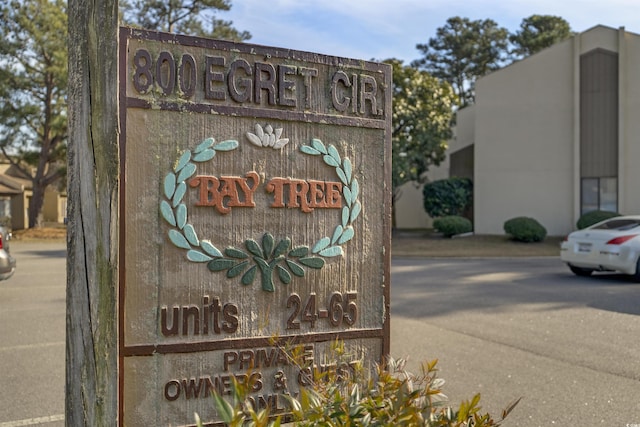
top-left (66, 0), bottom-right (119, 425)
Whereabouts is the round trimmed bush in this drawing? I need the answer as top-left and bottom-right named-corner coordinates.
top-left (576, 210), bottom-right (621, 229)
top-left (433, 215), bottom-right (472, 238)
top-left (503, 216), bottom-right (547, 242)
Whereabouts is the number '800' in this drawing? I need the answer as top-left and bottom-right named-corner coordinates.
top-left (132, 49), bottom-right (197, 97)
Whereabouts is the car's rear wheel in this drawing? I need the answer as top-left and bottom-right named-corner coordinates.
top-left (569, 265), bottom-right (593, 277)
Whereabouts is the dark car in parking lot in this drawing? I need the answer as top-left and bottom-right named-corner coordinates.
top-left (0, 226), bottom-right (16, 280)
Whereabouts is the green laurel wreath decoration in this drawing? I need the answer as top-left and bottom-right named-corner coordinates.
top-left (160, 136), bottom-right (361, 292)
top-left (301, 138), bottom-right (361, 257)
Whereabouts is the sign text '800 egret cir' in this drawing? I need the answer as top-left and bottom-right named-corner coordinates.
top-left (118, 27), bottom-right (391, 426)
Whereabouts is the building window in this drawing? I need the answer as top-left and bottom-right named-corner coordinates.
top-left (0, 198), bottom-right (9, 218)
top-left (581, 177), bottom-right (617, 214)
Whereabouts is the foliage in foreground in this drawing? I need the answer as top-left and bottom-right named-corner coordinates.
top-left (433, 216), bottom-right (473, 238)
top-left (196, 350), bottom-right (519, 427)
top-left (576, 210), bottom-right (621, 230)
top-left (503, 216), bottom-right (547, 243)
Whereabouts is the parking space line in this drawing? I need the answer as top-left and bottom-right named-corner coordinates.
top-left (0, 342), bottom-right (64, 352)
top-left (0, 414), bottom-right (64, 426)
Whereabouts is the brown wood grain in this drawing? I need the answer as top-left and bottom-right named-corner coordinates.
top-left (66, 0), bottom-right (119, 425)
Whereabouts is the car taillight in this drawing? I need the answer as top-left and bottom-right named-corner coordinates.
top-left (0, 235), bottom-right (4, 249)
top-left (606, 234), bottom-right (638, 245)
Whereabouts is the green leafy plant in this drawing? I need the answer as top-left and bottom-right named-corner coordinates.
top-left (576, 210), bottom-right (621, 230)
top-left (286, 357), bottom-right (519, 427)
top-left (503, 216), bottom-right (547, 242)
top-left (197, 342), bottom-right (520, 427)
top-left (423, 178), bottom-right (473, 218)
top-left (195, 374), bottom-right (282, 427)
top-left (433, 216), bottom-right (473, 238)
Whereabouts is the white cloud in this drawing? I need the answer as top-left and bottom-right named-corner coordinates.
top-left (224, 0), bottom-right (640, 62)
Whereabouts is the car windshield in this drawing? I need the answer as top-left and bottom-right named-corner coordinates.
top-left (592, 218), bottom-right (640, 231)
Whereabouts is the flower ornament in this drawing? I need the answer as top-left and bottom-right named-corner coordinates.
top-left (246, 124), bottom-right (290, 149)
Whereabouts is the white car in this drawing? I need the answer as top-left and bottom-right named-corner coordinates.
top-left (561, 215), bottom-right (640, 280)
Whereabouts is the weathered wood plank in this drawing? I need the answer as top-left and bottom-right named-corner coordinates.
top-left (66, 1), bottom-right (119, 425)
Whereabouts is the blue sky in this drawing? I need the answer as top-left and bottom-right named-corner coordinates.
top-left (224, 0), bottom-right (640, 63)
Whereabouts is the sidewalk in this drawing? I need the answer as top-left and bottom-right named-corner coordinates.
top-left (391, 230), bottom-right (562, 257)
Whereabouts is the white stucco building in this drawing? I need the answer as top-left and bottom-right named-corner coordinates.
top-left (397, 25), bottom-right (640, 236)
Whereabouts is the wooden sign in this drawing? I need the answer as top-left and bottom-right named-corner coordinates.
top-left (118, 28), bottom-right (391, 426)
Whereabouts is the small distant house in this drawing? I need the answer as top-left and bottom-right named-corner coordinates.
top-left (0, 161), bottom-right (67, 230)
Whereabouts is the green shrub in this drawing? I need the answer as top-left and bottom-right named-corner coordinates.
top-left (576, 210), bottom-right (621, 229)
top-left (433, 215), bottom-right (473, 237)
top-left (200, 353), bottom-right (520, 427)
top-left (503, 217), bottom-right (547, 242)
top-left (423, 177), bottom-right (473, 218)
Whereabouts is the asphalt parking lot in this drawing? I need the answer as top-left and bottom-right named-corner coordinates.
top-left (392, 256), bottom-right (640, 426)
top-left (0, 242), bottom-right (66, 427)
